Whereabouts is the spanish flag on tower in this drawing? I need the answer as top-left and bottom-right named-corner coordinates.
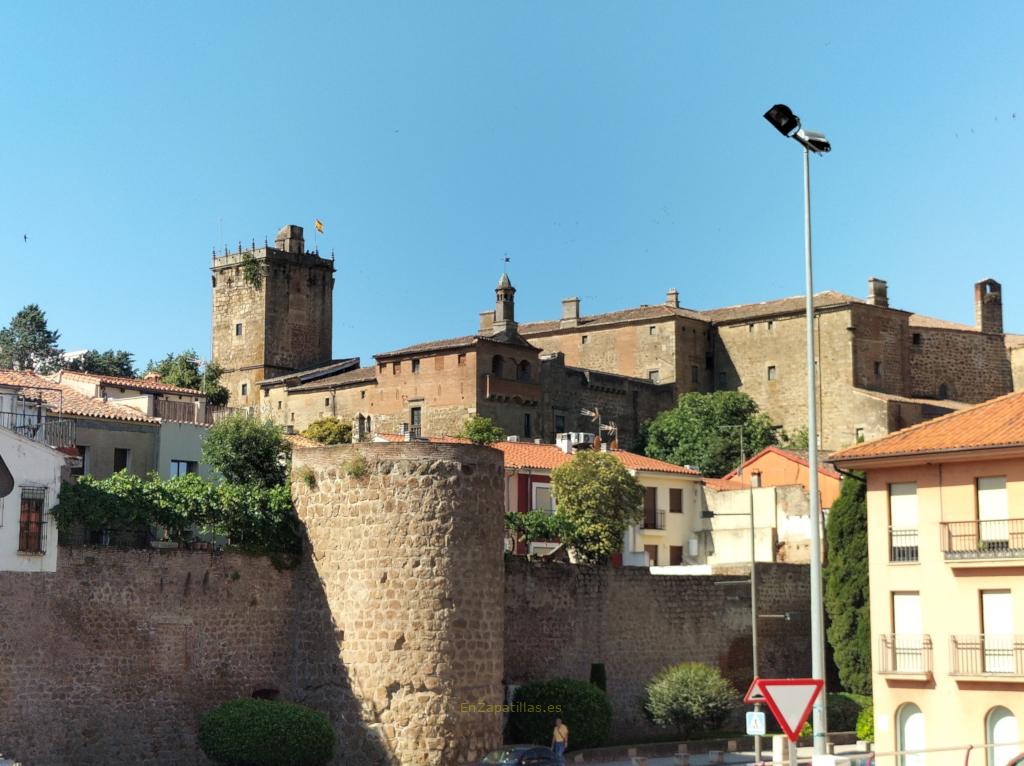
top-left (314, 218), bottom-right (324, 234)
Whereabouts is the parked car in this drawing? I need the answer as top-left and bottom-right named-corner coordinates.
top-left (462, 745), bottom-right (560, 765)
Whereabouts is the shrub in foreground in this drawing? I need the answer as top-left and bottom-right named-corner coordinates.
top-left (643, 662), bottom-right (737, 738)
top-left (510, 678), bottom-right (611, 751)
top-left (199, 698), bottom-right (334, 766)
top-left (856, 704), bottom-right (874, 742)
top-left (828, 692), bottom-right (871, 732)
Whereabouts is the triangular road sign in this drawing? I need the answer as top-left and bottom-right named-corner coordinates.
top-left (743, 677), bottom-right (766, 704)
top-left (756, 678), bottom-right (824, 742)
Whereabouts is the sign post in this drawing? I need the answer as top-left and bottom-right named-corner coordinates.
top-left (756, 678), bottom-right (824, 766)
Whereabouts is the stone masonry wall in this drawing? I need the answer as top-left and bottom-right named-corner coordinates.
top-left (504, 559), bottom-right (812, 742)
top-left (908, 327), bottom-right (1013, 403)
top-left (0, 547), bottom-right (297, 766)
top-left (291, 443), bottom-right (506, 766)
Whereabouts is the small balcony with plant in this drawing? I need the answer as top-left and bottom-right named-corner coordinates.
top-left (940, 519), bottom-right (1024, 565)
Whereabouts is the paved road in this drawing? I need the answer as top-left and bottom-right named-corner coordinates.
top-left (590, 743), bottom-right (869, 766)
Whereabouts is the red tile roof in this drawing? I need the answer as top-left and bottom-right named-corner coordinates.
top-left (520, 304), bottom-right (707, 335)
top-left (830, 389), bottom-right (1024, 463)
top-left (701, 291), bottom-right (861, 324)
top-left (720, 445), bottom-right (842, 481)
top-left (55, 369), bottom-right (203, 396)
top-left (0, 370), bottom-right (159, 424)
top-left (374, 434), bottom-right (700, 475)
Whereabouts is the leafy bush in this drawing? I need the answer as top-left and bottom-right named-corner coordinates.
top-left (551, 451), bottom-right (644, 563)
top-left (52, 471), bottom-right (301, 562)
top-left (510, 679), bottom-right (611, 751)
top-left (199, 698), bottom-right (334, 766)
top-left (202, 413), bottom-right (291, 487)
top-left (643, 662), bottom-right (737, 738)
top-left (505, 510), bottom-right (572, 547)
top-left (303, 417), bottom-right (352, 445)
top-left (856, 704), bottom-right (874, 742)
top-left (828, 692), bottom-right (871, 732)
top-left (458, 415), bottom-right (505, 445)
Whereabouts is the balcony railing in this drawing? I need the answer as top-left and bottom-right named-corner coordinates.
top-left (482, 374), bottom-right (541, 405)
top-left (941, 519), bottom-right (1024, 560)
top-left (889, 527), bottom-right (919, 562)
top-left (642, 509), bottom-right (667, 530)
top-left (950, 635), bottom-right (1024, 677)
top-left (878, 634), bottom-right (933, 675)
top-left (153, 398), bottom-right (205, 424)
top-left (0, 411), bottom-right (76, 449)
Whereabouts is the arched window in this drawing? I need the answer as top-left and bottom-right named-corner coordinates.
top-left (938, 383), bottom-right (949, 399)
top-left (517, 360), bottom-right (531, 382)
top-left (356, 414), bottom-right (365, 438)
top-left (491, 355), bottom-right (504, 377)
top-left (987, 706), bottom-right (1018, 766)
top-left (897, 703), bottom-right (925, 766)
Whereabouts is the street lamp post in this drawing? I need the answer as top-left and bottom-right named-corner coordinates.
top-left (763, 103), bottom-right (830, 756)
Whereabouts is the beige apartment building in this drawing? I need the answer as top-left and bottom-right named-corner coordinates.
top-left (832, 392), bottom-right (1024, 766)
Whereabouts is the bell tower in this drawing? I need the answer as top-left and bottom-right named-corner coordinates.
top-left (211, 224), bottom-right (335, 407)
top-left (492, 272), bottom-right (517, 336)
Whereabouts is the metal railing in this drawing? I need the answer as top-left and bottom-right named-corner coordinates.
top-left (878, 633), bottom-right (933, 675)
top-left (941, 518), bottom-right (1024, 560)
top-left (950, 634), bottom-right (1024, 676)
top-left (642, 509), bottom-right (667, 530)
top-left (18, 519), bottom-right (47, 555)
top-left (0, 411), bottom-right (76, 449)
top-left (889, 527), bottom-right (919, 562)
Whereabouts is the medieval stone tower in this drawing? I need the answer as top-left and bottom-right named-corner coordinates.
top-left (211, 224), bottom-right (335, 407)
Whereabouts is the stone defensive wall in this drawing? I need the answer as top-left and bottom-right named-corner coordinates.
top-left (289, 442), bottom-right (507, 766)
top-left (0, 441), bottom-right (812, 765)
top-left (504, 559), bottom-right (812, 741)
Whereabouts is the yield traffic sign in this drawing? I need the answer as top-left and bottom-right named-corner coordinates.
top-left (743, 677), bottom-right (766, 704)
top-left (756, 678), bottom-right (824, 742)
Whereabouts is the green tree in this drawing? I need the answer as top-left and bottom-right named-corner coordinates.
top-left (505, 510), bottom-right (573, 548)
top-left (66, 349), bottom-right (137, 377)
top-left (0, 304), bottom-right (64, 372)
top-left (824, 474), bottom-right (872, 695)
top-left (202, 413), bottom-right (291, 487)
top-left (644, 391), bottom-right (778, 477)
top-left (550, 450), bottom-right (643, 563)
top-left (643, 662), bottom-right (737, 738)
top-left (303, 417), bottom-right (352, 445)
top-left (781, 426), bottom-right (810, 450)
top-left (458, 415), bottom-right (505, 445)
top-left (145, 350), bottom-right (229, 406)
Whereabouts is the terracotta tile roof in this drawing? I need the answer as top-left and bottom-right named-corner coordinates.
top-left (907, 314), bottom-right (978, 332)
top-left (372, 434), bottom-right (701, 475)
top-left (285, 433), bottom-right (321, 449)
top-left (701, 291), bottom-right (861, 324)
top-left (520, 304), bottom-right (708, 335)
top-left (1005, 334), bottom-right (1024, 350)
top-left (260, 358), bottom-right (361, 386)
top-left (0, 370), bottom-right (159, 424)
top-left (54, 369), bottom-right (203, 396)
top-left (287, 366), bottom-right (378, 392)
top-left (830, 389), bottom-right (1024, 463)
top-left (704, 477), bottom-right (743, 490)
top-left (375, 331), bottom-right (537, 360)
top-left (853, 387), bottom-right (969, 411)
top-left (719, 445), bottom-right (842, 481)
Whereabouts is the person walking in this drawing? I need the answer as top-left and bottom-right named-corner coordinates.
top-left (551, 718), bottom-right (569, 765)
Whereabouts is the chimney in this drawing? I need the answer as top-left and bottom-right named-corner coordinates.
top-left (867, 278), bottom-right (888, 308)
top-left (274, 224), bottom-right (305, 254)
top-left (666, 288), bottom-right (680, 308)
top-left (144, 371), bottom-right (161, 382)
top-left (975, 279), bottom-right (1003, 334)
top-left (561, 297), bottom-right (580, 328)
top-left (479, 311), bottom-right (494, 334)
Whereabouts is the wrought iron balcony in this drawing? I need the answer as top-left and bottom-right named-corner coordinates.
top-left (950, 635), bottom-right (1024, 677)
top-left (888, 526), bottom-right (919, 562)
top-left (0, 411), bottom-right (76, 449)
top-left (642, 509), bottom-right (667, 530)
top-left (878, 634), bottom-right (933, 676)
top-left (940, 519), bottom-right (1024, 560)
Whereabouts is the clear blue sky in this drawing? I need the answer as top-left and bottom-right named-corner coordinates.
top-left (2, 2), bottom-right (1022, 369)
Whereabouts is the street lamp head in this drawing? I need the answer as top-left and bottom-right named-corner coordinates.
top-left (763, 104), bottom-right (800, 137)
top-left (795, 128), bottom-right (831, 154)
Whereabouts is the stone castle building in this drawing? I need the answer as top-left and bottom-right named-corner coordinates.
top-left (212, 224), bottom-right (1020, 451)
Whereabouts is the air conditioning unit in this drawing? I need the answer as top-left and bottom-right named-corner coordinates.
top-left (506, 435), bottom-right (519, 442)
top-left (555, 432), bottom-right (596, 453)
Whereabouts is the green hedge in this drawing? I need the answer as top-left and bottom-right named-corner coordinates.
top-left (510, 679), bottom-right (612, 751)
top-left (828, 692), bottom-right (871, 732)
top-left (856, 704), bottom-right (874, 742)
top-left (52, 471), bottom-right (300, 562)
top-left (199, 698), bottom-right (334, 766)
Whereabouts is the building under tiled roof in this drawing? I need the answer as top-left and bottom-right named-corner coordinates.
top-left (54, 369), bottom-right (203, 396)
top-left (520, 304), bottom-right (708, 335)
top-left (260, 358), bottom-right (361, 387)
top-left (288, 366), bottom-right (378, 392)
top-left (701, 291), bottom-right (863, 324)
top-left (375, 331), bottom-right (537, 360)
top-left (907, 314), bottom-right (978, 332)
top-left (830, 389), bottom-right (1024, 463)
top-left (0, 370), bottom-right (159, 424)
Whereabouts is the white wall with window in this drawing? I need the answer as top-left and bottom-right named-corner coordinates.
top-left (0, 427), bottom-right (66, 572)
top-left (156, 422), bottom-right (211, 481)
